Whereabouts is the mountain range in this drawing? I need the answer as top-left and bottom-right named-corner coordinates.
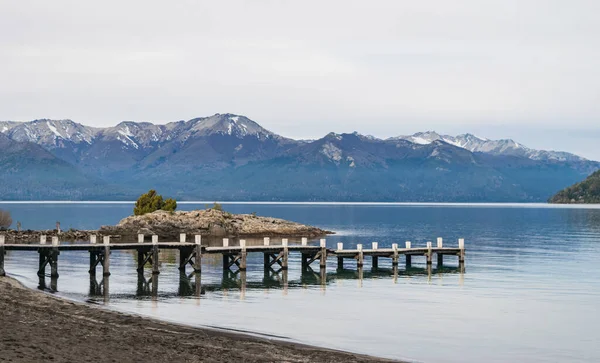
top-left (1, 113), bottom-right (598, 201)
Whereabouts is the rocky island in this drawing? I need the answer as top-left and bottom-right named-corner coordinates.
top-left (99, 209), bottom-right (333, 240)
top-left (0, 209), bottom-right (333, 243)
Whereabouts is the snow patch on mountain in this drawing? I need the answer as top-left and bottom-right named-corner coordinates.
top-left (46, 121), bottom-right (61, 138)
top-left (321, 142), bottom-right (343, 163)
top-left (390, 131), bottom-right (586, 162)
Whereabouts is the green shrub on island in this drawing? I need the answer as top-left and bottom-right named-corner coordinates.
top-left (133, 190), bottom-right (178, 215)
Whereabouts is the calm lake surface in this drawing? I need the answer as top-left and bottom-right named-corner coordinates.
top-left (3, 203), bottom-right (600, 363)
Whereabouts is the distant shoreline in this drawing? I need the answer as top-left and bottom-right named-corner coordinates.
top-left (1, 201), bottom-right (600, 208)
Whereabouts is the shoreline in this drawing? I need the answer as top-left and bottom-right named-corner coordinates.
top-left (0, 276), bottom-right (397, 363)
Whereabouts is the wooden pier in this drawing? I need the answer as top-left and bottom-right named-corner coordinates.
top-left (0, 234), bottom-right (465, 291)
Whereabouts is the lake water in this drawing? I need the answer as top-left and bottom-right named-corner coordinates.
top-left (2, 203), bottom-right (600, 363)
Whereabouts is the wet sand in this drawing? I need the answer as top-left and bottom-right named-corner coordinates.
top-left (0, 276), bottom-right (395, 363)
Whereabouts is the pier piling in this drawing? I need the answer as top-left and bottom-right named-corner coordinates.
top-left (239, 240), bottom-right (247, 271)
top-left (392, 243), bottom-right (399, 265)
top-left (357, 244), bottom-right (364, 268)
top-left (0, 235), bottom-right (5, 277)
top-left (426, 241), bottom-right (433, 265)
top-left (282, 239), bottom-right (289, 270)
top-left (405, 241), bottom-right (412, 266)
top-left (372, 242), bottom-right (379, 269)
top-left (319, 239), bottom-right (327, 269)
top-left (103, 236), bottom-right (111, 276)
top-left (193, 235), bottom-right (202, 272)
top-left (152, 237), bottom-right (160, 275)
top-left (337, 243), bottom-right (344, 270)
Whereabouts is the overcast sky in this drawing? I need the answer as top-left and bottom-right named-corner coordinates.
top-left (1, 1), bottom-right (599, 159)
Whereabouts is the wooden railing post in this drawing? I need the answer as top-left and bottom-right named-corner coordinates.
top-left (194, 235), bottom-right (202, 272)
top-left (103, 236), bottom-right (111, 276)
top-left (426, 241), bottom-right (433, 264)
top-left (282, 238), bottom-right (289, 270)
top-left (152, 236), bottom-right (160, 275)
top-left (239, 239), bottom-right (247, 270)
top-left (51, 237), bottom-right (60, 278)
top-left (337, 242), bottom-right (344, 269)
top-left (0, 235), bottom-right (5, 277)
top-left (371, 242), bottom-right (378, 269)
top-left (319, 239), bottom-right (327, 269)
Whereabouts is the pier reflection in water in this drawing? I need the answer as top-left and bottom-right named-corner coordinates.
top-left (44, 262), bottom-right (464, 300)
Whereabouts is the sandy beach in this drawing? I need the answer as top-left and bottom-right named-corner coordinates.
top-left (0, 276), bottom-right (394, 363)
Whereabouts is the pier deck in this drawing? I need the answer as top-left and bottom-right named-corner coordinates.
top-left (0, 234), bottom-right (465, 289)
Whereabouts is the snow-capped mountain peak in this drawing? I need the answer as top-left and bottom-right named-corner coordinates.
top-left (2, 119), bottom-right (97, 146)
top-left (390, 131), bottom-right (586, 162)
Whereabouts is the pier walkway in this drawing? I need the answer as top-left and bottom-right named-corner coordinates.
top-left (0, 234), bottom-right (465, 280)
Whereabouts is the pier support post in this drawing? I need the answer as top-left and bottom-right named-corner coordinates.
top-left (239, 240), bottom-right (247, 271)
top-left (357, 244), bottom-right (364, 268)
top-left (194, 235), bottom-right (202, 272)
top-left (50, 237), bottom-right (60, 278)
top-left (372, 242), bottom-right (378, 269)
top-left (103, 236), bottom-right (111, 276)
top-left (223, 254), bottom-right (229, 270)
top-left (282, 239), bottom-right (288, 270)
top-left (38, 250), bottom-right (46, 277)
top-left (336, 242), bottom-right (344, 270)
top-left (179, 248), bottom-right (191, 271)
top-left (392, 243), bottom-right (399, 265)
top-left (0, 235), bottom-right (5, 277)
top-left (301, 253), bottom-right (309, 270)
top-left (405, 241), bottom-right (412, 267)
top-left (459, 238), bottom-right (465, 264)
top-left (137, 250), bottom-right (145, 271)
top-left (89, 251), bottom-right (98, 275)
top-left (426, 241), bottom-right (433, 265)
top-left (319, 239), bottom-right (327, 269)
top-left (152, 240), bottom-right (160, 275)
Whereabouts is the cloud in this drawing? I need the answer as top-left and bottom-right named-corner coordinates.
top-left (1, 0), bottom-right (599, 159)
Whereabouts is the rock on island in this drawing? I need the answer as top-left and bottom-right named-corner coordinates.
top-left (99, 209), bottom-right (333, 240)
